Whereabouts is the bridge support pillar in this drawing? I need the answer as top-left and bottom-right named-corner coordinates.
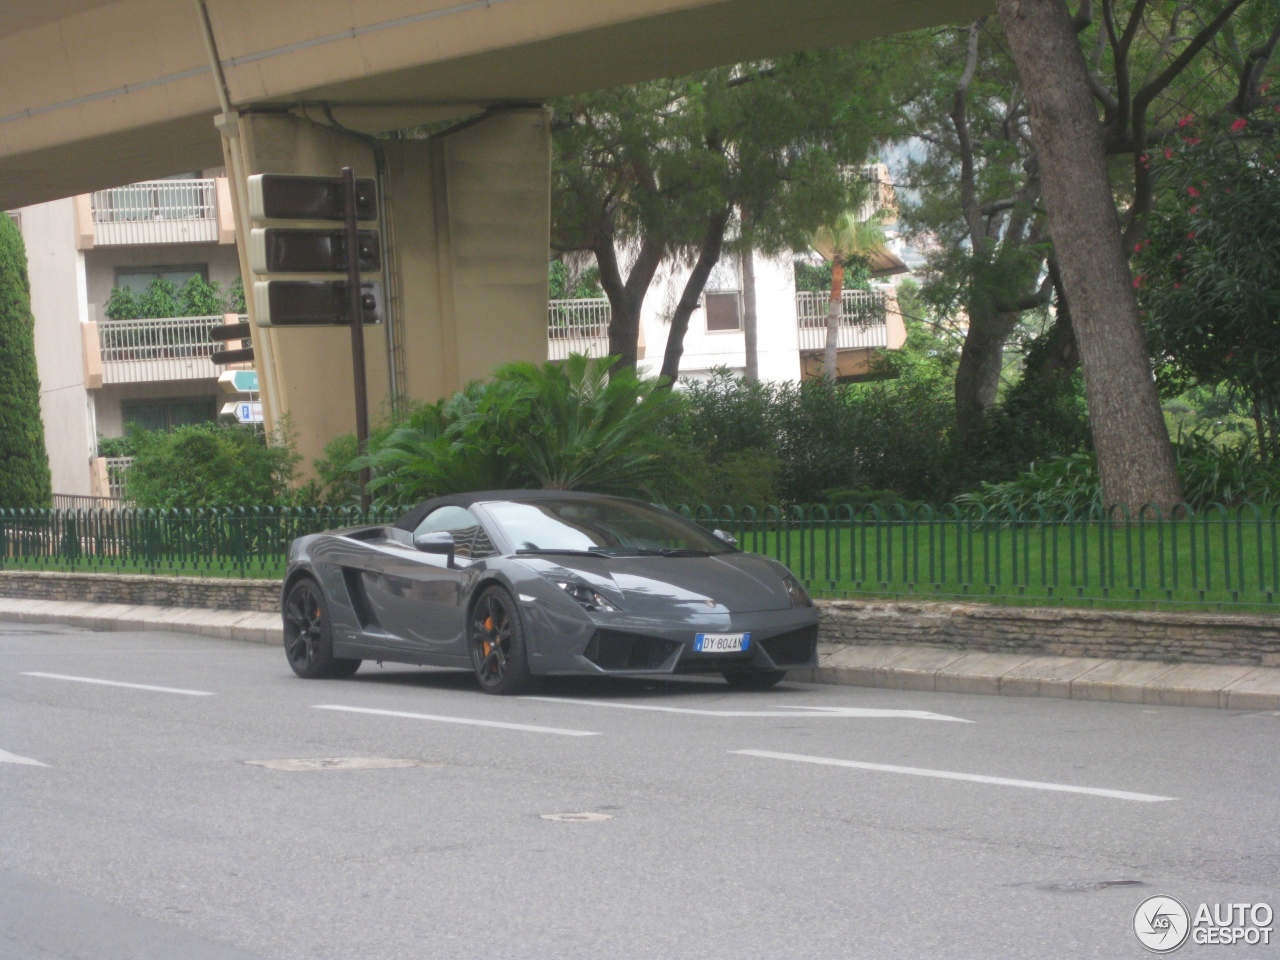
top-left (220, 107), bottom-right (551, 474)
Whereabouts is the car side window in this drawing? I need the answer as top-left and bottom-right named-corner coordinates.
top-left (413, 506), bottom-right (496, 560)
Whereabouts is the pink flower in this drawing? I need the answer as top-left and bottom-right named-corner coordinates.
top-left (1187, 231), bottom-right (1197, 240)
top-left (1190, 205), bottom-right (1199, 214)
top-left (1187, 186), bottom-right (1200, 197)
top-left (1231, 117), bottom-right (1248, 132)
top-left (1164, 147), bottom-right (1174, 160)
top-left (1174, 282), bottom-right (1181, 289)
top-left (1178, 113), bottom-right (1194, 128)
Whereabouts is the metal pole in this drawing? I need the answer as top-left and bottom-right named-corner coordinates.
top-left (342, 166), bottom-right (372, 511)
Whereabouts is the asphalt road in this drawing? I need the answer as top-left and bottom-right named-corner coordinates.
top-left (1, 620), bottom-right (1277, 960)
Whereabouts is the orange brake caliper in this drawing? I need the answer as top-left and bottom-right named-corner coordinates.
top-left (483, 616), bottom-right (494, 657)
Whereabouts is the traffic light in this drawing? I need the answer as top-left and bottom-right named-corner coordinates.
top-left (249, 227), bottom-right (381, 274)
top-left (210, 314), bottom-right (254, 366)
top-left (248, 174), bottom-right (377, 221)
top-left (253, 280), bottom-right (382, 326)
top-left (247, 173), bottom-right (382, 328)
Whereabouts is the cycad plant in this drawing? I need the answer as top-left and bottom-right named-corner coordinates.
top-left (357, 355), bottom-right (685, 505)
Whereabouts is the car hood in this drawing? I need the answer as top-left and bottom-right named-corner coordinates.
top-left (516, 552), bottom-right (796, 614)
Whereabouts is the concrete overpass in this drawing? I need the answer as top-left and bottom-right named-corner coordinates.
top-left (2, 0), bottom-right (984, 472)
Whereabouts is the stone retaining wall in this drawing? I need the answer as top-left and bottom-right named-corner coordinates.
top-left (819, 600), bottom-right (1280, 667)
top-left (3, 571), bottom-right (1278, 666)
top-left (0, 571), bottom-right (279, 613)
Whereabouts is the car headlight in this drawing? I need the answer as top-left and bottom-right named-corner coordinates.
top-left (782, 574), bottom-right (813, 608)
top-left (555, 580), bottom-right (620, 612)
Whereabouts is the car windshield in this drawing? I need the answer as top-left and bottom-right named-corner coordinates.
top-left (484, 498), bottom-right (733, 556)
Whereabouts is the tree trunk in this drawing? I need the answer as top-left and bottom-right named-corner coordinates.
top-left (593, 235), bottom-right (664, 373)
top-left (742, 245), bottom-right (759, 382)
top-left (954, 306), bottom-right (1020, 444)
top-left (659, 208), bottom-right (733, 386)
top-left (996, 0), bottom-right (1182, 512)
top-left (823, 260), bottom-right (845, 381)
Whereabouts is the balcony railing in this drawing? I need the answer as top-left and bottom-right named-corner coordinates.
top-left (90, 179), bottom-right (218, 245)
top-left (104, 458), bottom-right (134, 500)
top-left (795, 289), bottom-right (888, 352)
top-left (98, 315), bottom-right (247, 384)
top-left (548, 298), bottom-right (611, 361)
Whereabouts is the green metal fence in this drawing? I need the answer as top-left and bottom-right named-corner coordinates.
top-left (1, 503), bottom-right (1277, 610)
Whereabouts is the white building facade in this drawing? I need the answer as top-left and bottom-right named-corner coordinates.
top-left (17, 171), bottom-right (247, 500)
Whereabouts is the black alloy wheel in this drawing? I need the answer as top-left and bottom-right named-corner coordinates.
top-left (468, 586), bottom-right (533, 695)
top-left (283, 577), bottom-right (360, 679)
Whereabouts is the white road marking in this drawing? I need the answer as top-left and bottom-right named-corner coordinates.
top-left (732, 749), bottom-right (1175, 803)
top-left (0, 748), bottom-right (48, 767)
top-left (21, 672), bottom-right (215, 696)
top-left (521, 696), bottom-right (971, 723)
top-left (312, 704), bottom-right (600, 737)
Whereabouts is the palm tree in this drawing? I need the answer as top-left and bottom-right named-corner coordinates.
top-left (809, 211), bottom-right (889, 381)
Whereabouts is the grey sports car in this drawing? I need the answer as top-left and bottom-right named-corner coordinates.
top-left (281, 490), bottom-right (819, 694)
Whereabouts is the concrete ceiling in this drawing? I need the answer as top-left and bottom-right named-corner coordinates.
top-left (0, 0), bottom-right (988, 209)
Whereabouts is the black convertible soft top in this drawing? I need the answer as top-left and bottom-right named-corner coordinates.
top-left (392, 489), bottom-right (643, 532)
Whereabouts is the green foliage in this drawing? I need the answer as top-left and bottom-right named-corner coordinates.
top-left (1136, 110), bottom-right (1280, 457)
top-left (357, 355), bottom-right (688, 505)
top-left (793, 257), bottom-right (871, 293)
top-left (957, 433), bottom-right (1280, 515)
top-left (124, 423), bottom-right (300, 508)
top-left (104, 275), bottom-right (245, 321)
top-left (0, 215), bottom-right (52, 508)
top-left (548, 260), bottom-right (603, 299)
top-left (96, 435), bottom-right (136, 458)
top-left (678, 368), bottom-right (959, 504)
top-left (683, 448), bottom-right (782, 509)
top-left (297, 433), bottom-right (363, 508)
top-left (227, 275), bottom-right (247, 313)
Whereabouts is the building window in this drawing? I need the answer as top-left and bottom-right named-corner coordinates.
top-left (121, 397), bottom-right (217, 433)
top-left (704, 254), bottom-right (743, 331)
top-left (114, 265), bottom-right (208, 296)
top-left (705, 292), bottom-right (742, 331)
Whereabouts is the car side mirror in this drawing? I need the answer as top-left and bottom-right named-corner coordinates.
top-left (414, 531), bottom-right (456, 567)
top-left (712, 529), bottom-right (737, 548)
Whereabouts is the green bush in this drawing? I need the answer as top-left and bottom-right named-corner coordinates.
top-left (679, 368), bottom-right (959, 504)
top-left (124, 423), bottom-right (300, 508)
top-left (358, 355), bottom-right (688, 505)
top-left (104, 275), bottom-right (244, 321)
top-left (956, 432), bottom-right (1280, 515)
top-left (0, 214), bottom-right (52, 508)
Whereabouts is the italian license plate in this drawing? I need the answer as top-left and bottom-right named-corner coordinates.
top-left (694, 632), bottom-right (750, 653)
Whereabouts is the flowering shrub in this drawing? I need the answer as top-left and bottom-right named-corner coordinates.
top-left (1136, 110), bottom-right (1280, 460)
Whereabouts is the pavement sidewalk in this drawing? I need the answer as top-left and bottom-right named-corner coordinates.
top-left (3, 596), bottom-right (1278, 710)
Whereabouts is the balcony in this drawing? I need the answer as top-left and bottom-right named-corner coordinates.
top-left (795, 290), bottom-right (889, 352)
top-left (97, 315), bottom-right (249, 385)
top-left (548, 298), bottom-right (611, 361)
top-left (86, 178), bottom-right (232, 246)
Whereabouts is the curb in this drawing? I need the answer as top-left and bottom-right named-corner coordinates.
top-left (788, 642), bottom-right (1280, 711)
top-left (3, 598), bottom-right (1279, 710)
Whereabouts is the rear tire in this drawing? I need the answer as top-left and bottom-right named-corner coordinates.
top-left (283, 577), bottom-right (362, 679)
top-left (469, 586), bottom-right (533, 695)
top-left (722, 669), bottom-right (787, 690)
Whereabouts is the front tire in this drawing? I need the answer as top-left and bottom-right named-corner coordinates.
top-left (283, 577), bottom-right (361, 679)
top-left (722, 669), bottom-right (787, 690)
top-left (469, 586), bottom-right (533, 695)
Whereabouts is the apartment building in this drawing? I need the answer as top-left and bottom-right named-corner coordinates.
top-left (548, 165), bottom-right (911, 382)
top-left (18, 171), bottom-right (249, 499)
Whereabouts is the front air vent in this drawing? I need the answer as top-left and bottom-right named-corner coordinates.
top-left (584, 630), bottom-right (680, 671)
top-left (760, 625), bottom-right (818, 666)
